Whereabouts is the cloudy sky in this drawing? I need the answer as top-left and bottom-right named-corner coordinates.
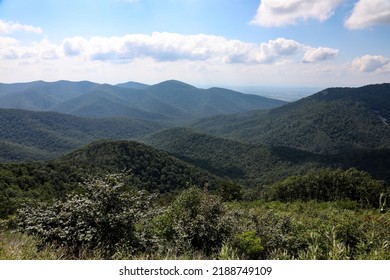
top-left (0, 0), bottom-right (389, 89)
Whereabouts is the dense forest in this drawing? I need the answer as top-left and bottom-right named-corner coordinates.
top-left (1, 82), bottom-right (389, 260)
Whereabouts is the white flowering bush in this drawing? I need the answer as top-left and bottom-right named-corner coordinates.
top-left (17, 174), bottom-right (155, 257)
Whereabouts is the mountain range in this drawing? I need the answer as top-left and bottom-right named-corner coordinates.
top-left (0, 80), bottom-right (286, 121)
top-left (1, 80), bottom-right (390, 186)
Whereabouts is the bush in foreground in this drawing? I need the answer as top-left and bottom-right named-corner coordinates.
top-left (152, 187), bottom-right (233, 256)
top-left (17, 174), bottom-right (155, 258)
top-left (267, 168), bottom-right (387, 208)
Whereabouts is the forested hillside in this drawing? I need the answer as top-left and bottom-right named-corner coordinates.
top-left (144, 128), bottom-right (390, 185)
top-left (0, 109), bottom-right (164, 161)
top-left (62, 140), bottom-right (217, 192)
top-left (0, 140), bottom-right (216, 219)
top-left (144, 128), bottom-right (323, 185)
top-left (193, 84), bottom-right (390, 154)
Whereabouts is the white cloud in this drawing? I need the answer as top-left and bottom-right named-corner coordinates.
top-left (0, 37), bottom-right (61, 61)
top-left (0, 36), bottom-right (19, 47)
top-left (257, 38), bottom-right (302, 63)
top-left (0, 32), bottom-right (346, 87)
top-left (345, 0), bottom-right (390, 29)
top-left (352, 55), bottom-right (390, 72)
top-left (60, 32), bottom-right (336, 65)
top-left (250, 0), bottom-right (344, 27)
top-left (61, 32), bottom-right (257, 63)
top-left (0, 31), bottom-right (338, 66)
top-left (303, 47), bottom-right (339, 63)
top-left (0, 19), bottom-right (43, 34)
top-left (62, 37), bottom-right (89, 56)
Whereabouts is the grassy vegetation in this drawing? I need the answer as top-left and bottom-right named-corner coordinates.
top-left (1, 169), bottom-right (388, 260)
top-left (2, 199), bottom-right (389, 260)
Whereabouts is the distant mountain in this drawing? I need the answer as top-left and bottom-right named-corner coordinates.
top-left (193, 84), bottom-right (390, 154)
top-left (0, 80), bottom-right (98, 101)
top-left (115, 81), bottom-right (150, 89)
top-left (51, 85), bottom-right (172, 120)
top-left (0, 80), bottom-right (287, 121)
top-left (146, 80), bottom-right (287, 118)
top-left (0, 81), bottom-right (48, 96)
top-left (0, 109), bottom-right (164, 161)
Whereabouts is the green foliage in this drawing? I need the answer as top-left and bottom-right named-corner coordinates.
top-left (0, 161), bottom-right (86, 219)
top-left (252, 210), bottom-right (307, 258)
top-left (146, 128), bottom-right (390, 187)
top-left (17, 174), bottom-right (155, 257)
top-left (225, 200), bottom-right (390, 260)
top-left (4, 194), bottom-right (390, 260)
top-left (62, 140), bottom-right (217, 193)
top-left (217, 178), bottom-right (243, 201)
top-left (153, 187), bottom-right (233, 255)
top-left (267, 168), bottom-right (387, 207)
top-left (232, 231), bottom-right (264, 259)
top-left (0, 140), bottom-right (218, 219)
top-left (145, 127), bottom-right (324, 186)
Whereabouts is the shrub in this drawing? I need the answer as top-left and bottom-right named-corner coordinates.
top-left (216, 178), bottom-right (243, 201)
top-left (232, 231), bottom-right (264, 259)
top-left (17, 174), bottom-right (155, 258)
top-left (251, 210), bottom-right (308, 259)
top-left (153, 187), bottom-right (233, 255)
top-left (267, 168), bottom-right (386, 208)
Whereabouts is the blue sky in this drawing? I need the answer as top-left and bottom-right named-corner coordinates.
top-left (0, 0), bottom-right (389, 90)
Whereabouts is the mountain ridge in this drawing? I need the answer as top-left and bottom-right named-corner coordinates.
top-left (0, 80), bottom-right (286, 121)
top-left (193, 83), bottom-right (390, 154)
top-left (1, 82), bottom-right (390, 187)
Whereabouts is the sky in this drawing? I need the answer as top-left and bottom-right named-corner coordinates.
top-left (0, 0), bottom-right (390, 90)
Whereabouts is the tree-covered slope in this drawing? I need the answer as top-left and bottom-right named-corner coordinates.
top-left (0, 109), bottom-right (164, 161)
top-left (144, 128), bottom-right (325, 186)
top-left (62, 140), bottom-right (217, 192)
top-left (193, 84), bottom-right (390, 154)
top-left (144, 128), bottom-right (390, 185)
top-left (0, 139), bottom-right (218, 218)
